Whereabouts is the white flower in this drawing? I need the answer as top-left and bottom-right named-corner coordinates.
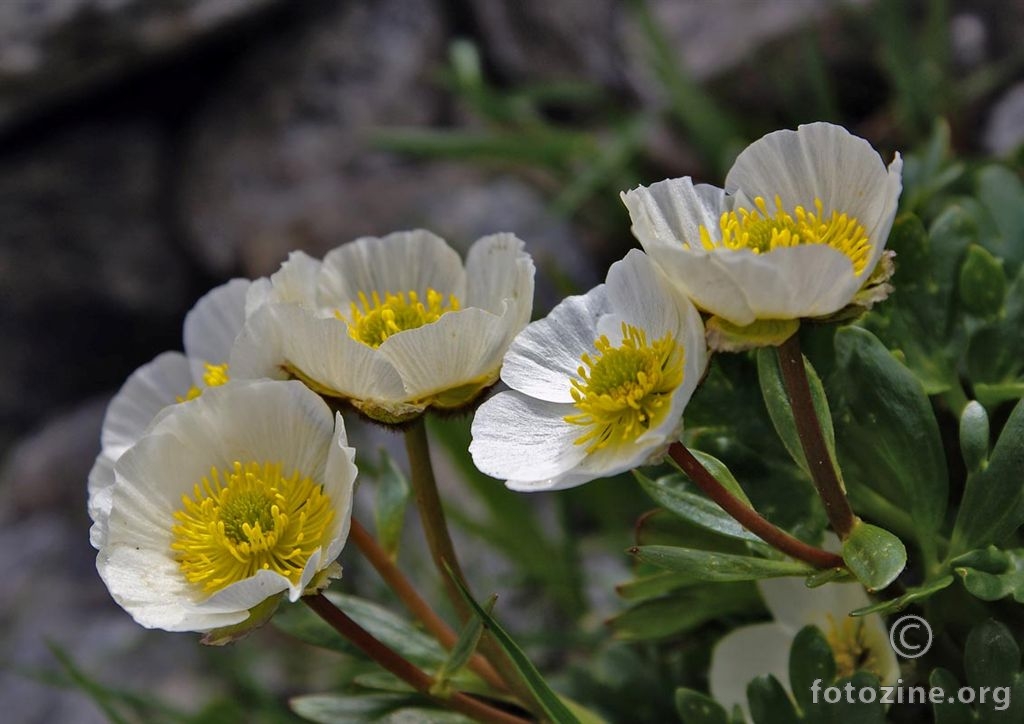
top-left (88, 279), bottom-right (251, 548)
top-left (621, 123), bottom-right (903, 329)
top-left (470, 250), bottom-right (707, 491)
top-left (93, 379), bottom-right (357, 634)
top-left (231, 230), bottom-right (534, 424)
top-left (709, 576), bottom-right (899, 718)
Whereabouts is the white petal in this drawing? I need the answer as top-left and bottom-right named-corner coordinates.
top-left (758, 577), bottom-right (872, 634)
top-left (231, 304), bottom-right (408, 404)
top-left (470, 391), bottom-right (587, 483)
top-left (100, 380), bottom-right (347, 632)
top-left (377, 307), bottom-right (510, 400)
top-left (605, 249), bottom-right (686, 337)
top-left (726, 123), bottom-right (893, 235)
top-left (642, 243), bottom-right (758, 325)
top-left (152, 379), bottom-right (337, 484)
top-left (709, 622), bottom-right (794, 718)
top-left (709, 244), bottom-right (864, 321)
top-left (501, 288), bottom-right (608, 403)
top-left (267, 251), bottom-right (323, 307)
top-left (863, 153), bottom-right (903, 276)
top-left (727, 123), bottom-right (904, 284)
top-left (319, 230), bottom-right (467, 306)
top-left (87, 453), bottom-right (116, 548)
top-left (183, 278), bottom-right (250, 369)
top-left (101, 352), bottom-right (194, 457)
top-left (97, 544), bottom-right (249, 631)
top-left (464, 233), bottom-right (535, 327)
top-left (321, 412), bottom-right (358, 566)
top-left (621, 178), bottom-right (727, 253)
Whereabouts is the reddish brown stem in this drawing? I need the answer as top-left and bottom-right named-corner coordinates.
top-left (776, 333), bottom-right (858, 539)
top-left (303, 594), bottom-right (530, 724)
top-left (349, 518), bottom-right (506, 691)
top-left (668, 442), bottom-right (845, 569)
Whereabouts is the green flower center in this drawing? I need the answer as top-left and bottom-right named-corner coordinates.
top-left (171, 461), bottom-right (335, 594)
top-left (564, 323), bottom-right (685, 453)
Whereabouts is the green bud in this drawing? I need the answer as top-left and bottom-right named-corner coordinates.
top-left (959, 400), bottom-right (990, 473)
top-left (959, 244), bottom-right (1007, 317)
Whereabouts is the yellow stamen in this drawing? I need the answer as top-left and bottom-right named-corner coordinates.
top-left (564, 323), bottom-right (684, 453)
top-left (340, 288), bottom-right (461, 348)
top-left (825, 614), bottom-right (883, 679)
top-left (699, 196), bottom-right (871, 275)
top-left (171, 461), bottom-right (335, 594)
top-left (176, 362), bottom-right (231, 403)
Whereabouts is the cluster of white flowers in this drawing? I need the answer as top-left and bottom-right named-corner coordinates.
top-left (90, 121), bottom-right (902, 682)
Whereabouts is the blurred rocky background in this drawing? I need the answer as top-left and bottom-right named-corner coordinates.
top-left (2, 0), bottom-right (1023, 722)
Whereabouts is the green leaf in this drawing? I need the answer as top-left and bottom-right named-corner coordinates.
top-left (850, 575), bottom-right (953, 616)
top-left (632, 546), bottom-right (814, 582)
top-left (959, 244), bottom-right (1007, 318)
top-left (829, 672), bottom-right (885, 723)
top-left (954, 548), bottom-right (1024, 603)
top-left (372, 449), bottom-right (411, 558)
top-left (930, 668), bottom-right (974, 724)
top-left (976, 164), bottom-right (1024, 272)
top-left (448, 573), bottom-right (581, 724)
top-left (963, 620), bottom-right (1024, 724)
top-left (757, 347), bottom-right (836, 478)
top-left (616, 569), bottom-right (700, 601)
top-left (960, 401), bottom-right (991, 474)
top-left (804, 567), bottom-right (855, 588)
top-left (633, 508), bottom-right (756, 556)
top-left (274, 592), bottom-right (446, 668)
top-left (746, 675), bottom-right (799, 724)
top-left (634, 469), bottom-right (762, 544)
top-left (608, 582), bottom-right (760, 641)
top-left (952, 398), bottom-right (1024, 553)
top-left (833, 326), bottom-right (947, 563)
top-left (432, 597), bottom-right (491, 696)
top-left (674, 688), bottom-right (728, 724)
top-left (842, 522), bottom-right (906, 592)
top-left (289, 693), bottom-right (412, 723)
top-left (789, 626), bottom-right (837, 716)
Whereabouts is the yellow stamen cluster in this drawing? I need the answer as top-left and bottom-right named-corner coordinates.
top-left (565, 323), bottom-right (684, 453)
top-left (171, 461), bottom-right (335, 594)
top-left (699, 196), bottom-right (871, 275)
top-left (176, 362), bottom-right (231, 403)
top-left (825, 614), bottom-right (883, 679)
top-left (342, 288), bottom-right (461, 348)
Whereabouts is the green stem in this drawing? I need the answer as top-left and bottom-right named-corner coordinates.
top-left (668, 443), bottom-right (845, 569)
top-left (776, 333), bottom-right (858, 539)
top-left (405, 419), bottom-right (472, 621)
top-left (404, 419), bottom-right (543, 719)
top-left (303, 595), bottom-right (530, 724)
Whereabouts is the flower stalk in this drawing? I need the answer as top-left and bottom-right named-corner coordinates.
top-left (348, 518), bottom-right (506, 691)
top-left (668, 442), bottom-right (845, 569)
top-left (775, 332), bottom-right (858, 539)
top-left (404, 419), bottom-right (543, 718)
top-left (302, 594), bottom-right (529, 724)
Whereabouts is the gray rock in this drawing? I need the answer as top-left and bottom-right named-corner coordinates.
top-left (465, 0), bottom-right (626, 87)
top-left (0, 122), bottom-right (191, 438)
top-left (179, 0), bottom-right (448, 275)
top-left (0, 0), bottom-right (280, 129)
top-left (0, 396), bottom-right (106, 524)
top-left (622, 0), bottom-right (873, 101)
